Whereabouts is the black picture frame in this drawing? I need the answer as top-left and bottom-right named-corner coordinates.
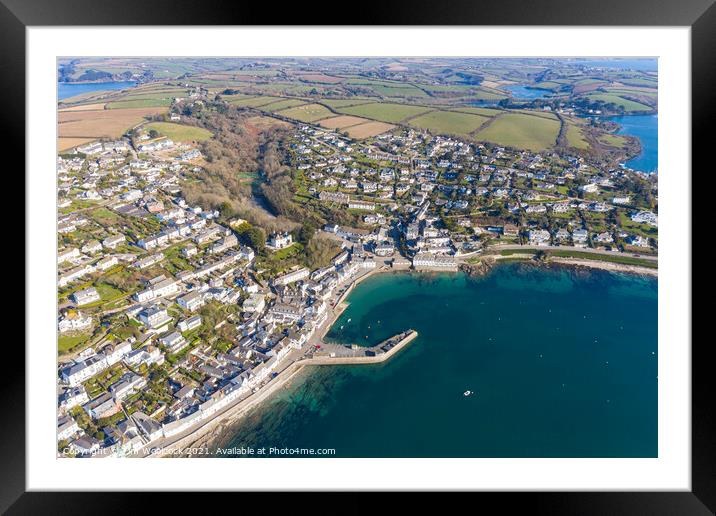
top-left (5, 0), bottom-right (712, 513)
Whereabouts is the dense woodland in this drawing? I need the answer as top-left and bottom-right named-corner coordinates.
top-left (181, 102), bottom-right (343, 269)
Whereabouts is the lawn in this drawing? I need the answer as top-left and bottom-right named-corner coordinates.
top-left (408, 110), bottom-right (490, 136)
top-left (58, 333), bottom-right (92, 354)
top-left (144, 122), bottom-right (213, 142)
top-left (276, 103), bottom-right (334, 122)
top-left (474, 113), bottom-right (561, 151)
top-left (270, 242), bottom-right (304, 260)
top-left (89, 207), bottom-right (121, 225)
top-left (336, 102), bottom-right (432, 123)
top-left (94, 282), bottom-right (126, 301)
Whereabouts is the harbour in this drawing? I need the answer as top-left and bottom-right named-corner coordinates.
top-left (214, 264), bottom-right (657, 458)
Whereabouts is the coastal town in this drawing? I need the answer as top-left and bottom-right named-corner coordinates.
top-left (57, 60), bottom-right (658, 458)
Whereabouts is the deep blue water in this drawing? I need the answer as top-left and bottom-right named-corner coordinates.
top-left (503, 84), bottom-right (551, 100)
top-left (605, 114), bottom-right (658, 173)
top-left (217, 265), bottom-right (657, 458)
top-left (58, 81), bottom-right (137, 100)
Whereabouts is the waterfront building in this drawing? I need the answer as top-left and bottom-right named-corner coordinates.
top-left (412, 253), bottom-right (458, 270)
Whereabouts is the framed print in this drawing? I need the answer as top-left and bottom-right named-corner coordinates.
top-left (6, 0), bottom-right (714, 513)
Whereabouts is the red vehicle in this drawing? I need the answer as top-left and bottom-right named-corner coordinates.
top-left (316, 345), bottom-right (321, 349)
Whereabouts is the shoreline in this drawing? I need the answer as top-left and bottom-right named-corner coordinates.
top-left (155, 329), bottom-right (419, 456)
top-left (547, 257), bottom-right (657, 277)
top-left (484, 253), bottom-right (657, 277)
top-left (148, 256), bottom-right (655, 457)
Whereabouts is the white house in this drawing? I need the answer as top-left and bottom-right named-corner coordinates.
top-left (71, 287), bottom-right (100, 306)
top-left (177, 314), bottom-right (202, 332)
top-left (177, 291), bottom-right (204, 312)
top-left (267, 232), bottom-right (293, 250)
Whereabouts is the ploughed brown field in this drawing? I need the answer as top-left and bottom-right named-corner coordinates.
top-left (318, 115), bottom-right (370, 130)
top-left (343, 121), bottom-right (396, 139)
top-left (57, 106), bottom-right (168, 143)
top-left (58, 137), bottom-right (98, 152)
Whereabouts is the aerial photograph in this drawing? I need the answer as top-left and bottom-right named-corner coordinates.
top-left (56, 57), bottom-right (658, 459)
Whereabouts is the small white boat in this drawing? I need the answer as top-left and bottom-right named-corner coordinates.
top-left (463, 390), bottom-right (473, 397)
top-left (347, 318), bottom-right (352, 323)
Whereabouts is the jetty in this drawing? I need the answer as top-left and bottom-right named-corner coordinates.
top-left (302, 329), bottom-right (418, 366)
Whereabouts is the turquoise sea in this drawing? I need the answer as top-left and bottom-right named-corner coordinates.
top-left (606, 114), bottom-right (659, 173)
top-left (58, 81), bottom-right (137, 101)
top-left (216, 264), bottom-right (657, 458)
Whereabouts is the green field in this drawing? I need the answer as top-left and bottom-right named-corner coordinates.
top-left (450, 106), bottom-right (504, 117)
top-left (345, 78), bottom-right (428, 98)
top-left (463, 89), bottom-right (508, 101)
top-left (259, 99), bottom-right (308, 112)
top-left (336, 102), bottom-right (432, 123)
top-left (581, 93), bottom-right (652, 112)
top-left (369, 84), bottom-right (428, 97)
top-left (408, 110), bottom-right (489, 136)
top-left (514, 109), bottom-right (559, 121)
top-left (319, 98), bottom-right (374, 109)
top-left (144, 122), bottom-right (213, 142)
top-left (115, 91), bottom-right (184, 101)
top-left (605, 88), bottom-right (658, 99)
top-left (533, 81), bottom-right (562, 90)
top-left (599, 133), bottom-right (630, 147)
top-left (619, 78), bottom-right (658, 88)
top-left (419, 84), bottom-right (478, 93)
top-left (228, 95), bottom-right (282, 107)
top-left (276, 103), bottom-right (335, 122)
top-left (106, 98), bottom-right (173, 109)
top-left (474, 113), bottom-right (561, 151)
top-left (565, 123), bottom-right (589, 150)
